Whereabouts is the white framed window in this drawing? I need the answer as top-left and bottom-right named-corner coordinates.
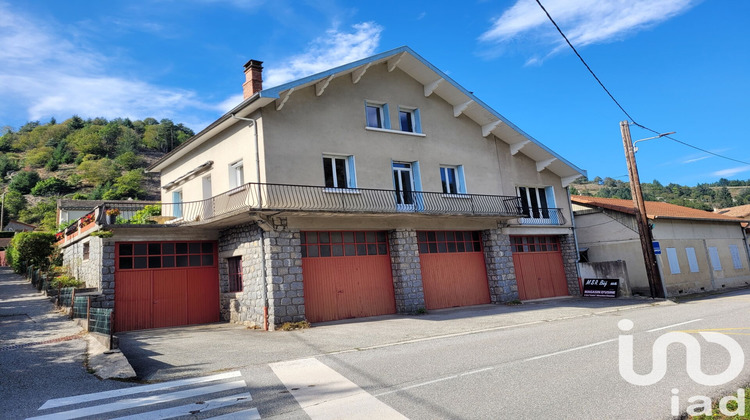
top-left (685, 247), bottom-right (700, 273)
top-left (440, 165), bottom-right (466, 195)
top-left (729, 244), bottom-right (743, 269)
top-left (229, 160), bottom-right (244, 189)
top-left (708, 246), bottom-right (722, 271)
top-left (398, 107), bottom-right (421, 133)
top-left (518, 186), bottom-right (555, 219)
top-left (365, 102), bottom-right (390, 129)
top-left (323, 155), bottom-right (356, 189)
top-left (666, 247), bottom-right (680, 274)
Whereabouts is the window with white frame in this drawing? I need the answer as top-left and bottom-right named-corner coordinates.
top-left (323, 155), bottom-right (356, 189)
top-left (365, 102), bottom-right (389, 129)
top-left (398, 107), bottom-right (421, 133)
top-left (440, 165), bottom-right (465, 195)
top-left (518, 186), bottom-right (555, 219)
top-left (229, 160), bottom-right (244, 189)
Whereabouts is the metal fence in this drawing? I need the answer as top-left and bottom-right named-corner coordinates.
top-left (72, 295), bottom-right (88, 319)
top-left (88, 308), bottom-right (112, 335)
top-left (518, 208), bottom-right (567, 226)
top-left (58, 287), bottom-right (74, 307)
top-left (99, 183), bottom-right (526, 226)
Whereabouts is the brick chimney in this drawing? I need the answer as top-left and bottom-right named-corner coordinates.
top-left (243, 59), bottom-right (263, 99)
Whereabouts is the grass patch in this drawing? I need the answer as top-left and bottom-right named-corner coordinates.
top-left (505, 299), bottom-right (523, 306)
top-left (279, 321), bottom-right (311, 331)
top-left (691, 387), bottom-right (749, 419)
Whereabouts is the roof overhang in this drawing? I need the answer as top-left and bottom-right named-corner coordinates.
top-left (149, 46), bottom-right (586, 181)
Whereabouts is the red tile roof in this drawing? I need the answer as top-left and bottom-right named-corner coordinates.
top-left (716, 204), bottom-right (750, 219)
top-left (571, 195), bottom-right (746, 223)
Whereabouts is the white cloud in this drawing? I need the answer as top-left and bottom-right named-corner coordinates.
top-left (683, 156), bottom-right (710, 164)
top-left (0, 2), bottom-right (213, 126)
top-left (712, 166), bottom-right (750, 178)
top-left (264, 22), bottom-right (383, 88)
top-left (479, 0), bottom-right (696, 57)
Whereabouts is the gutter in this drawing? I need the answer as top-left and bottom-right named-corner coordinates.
top-left (231, 114), bottom-right (269, 331)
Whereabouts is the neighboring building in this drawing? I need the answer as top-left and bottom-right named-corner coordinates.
top-left (572, 196), bottom-right (750, 296)
top-left (4, 220), bottom-right (36, 232)
top-left (716, 204), bottom-right (750, 221)
top-left (58, 46), bottom-right (586, 332)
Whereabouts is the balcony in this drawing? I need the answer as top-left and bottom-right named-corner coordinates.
top-left (518, 207), bottom-right (567, 226)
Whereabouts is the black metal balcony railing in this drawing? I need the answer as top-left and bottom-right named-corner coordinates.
top-left (100, 183), bottom-right (527, 225)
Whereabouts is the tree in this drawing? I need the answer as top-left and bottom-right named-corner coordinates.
top-left (30, 177), bottom-right (72, 196)
top-left (68, 125), bottom-right (105, 155)
top-left (103, 170), bottom-right (145, 199)
top-left (77, 158), bottom-right (119, 185)
top-left (716, 187), bottom-right (734, 208)
top-left (24, 146), bottom-right (54, 168)
top-left (114, 151), bottom-right (142, 170)
top-left (8, 170), bottom-right (41, 194)
top-left (0, 154), bottom-right (19, 178)
top-left (19, 199), bottom-right (57, 230)
top-left (2, 190), bottom-right (27, 227)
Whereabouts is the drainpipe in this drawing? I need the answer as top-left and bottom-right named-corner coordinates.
top-left (232, 114), bottom-right (268, 331)
top-left (566, 186), bottom-right (583, 294)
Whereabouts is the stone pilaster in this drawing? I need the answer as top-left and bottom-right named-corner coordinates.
top-left (264, 228), bottom-right (305, 328)
top-left (559, 233), bottom-right (581, 295)
top-left (482, 229), bottom-right (519, 302)
top-left (388, 229), bottom-right (425, 313)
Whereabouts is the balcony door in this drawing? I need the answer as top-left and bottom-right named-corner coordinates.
top-left (392, 162), bottom-right (415, 211)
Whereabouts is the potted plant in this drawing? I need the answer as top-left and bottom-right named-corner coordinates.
top-left (105, 208), bottom-right (120, 224)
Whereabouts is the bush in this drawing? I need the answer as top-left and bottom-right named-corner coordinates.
top-left (8, 170), bottom-right (41, 194)
top-left (8, 232), bottom-right (56, 273)
top-left (50, 274), bottom-right (83, 289)
top-left (30, 177), bottom-right (71, 196)
top-left (129, 204), bottom-right (161, 224)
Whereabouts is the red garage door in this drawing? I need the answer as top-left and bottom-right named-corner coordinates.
top-left (511, 236), bottom-right (569, 300)
top-left (115, 241), bottom-right (219, 332)
top-left (302, 231), bottom-right (396, 323)
top-left (418, 231), bottom-right (490, 310)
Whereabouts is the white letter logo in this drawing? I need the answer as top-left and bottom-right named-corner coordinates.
top-left (618, 319), bottom-right (744, 386)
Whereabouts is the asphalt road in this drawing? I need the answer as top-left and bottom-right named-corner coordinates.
top-left (6, 265), bottom-right (750, 419)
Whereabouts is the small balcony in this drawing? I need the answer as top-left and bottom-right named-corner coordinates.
top-left (518, 207), bottom-right (567, 226)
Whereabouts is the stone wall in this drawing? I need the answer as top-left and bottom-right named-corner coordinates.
top-left (482, 229), bottom-right (519, 302)
top-left (388, 229), bottom-right (425, 313)
top-left (61, 236), bottom-right (114, 309)
top-left (218, 221), bottom-right (304, 330)
top-left (560, 233), bottom-right (581, 296)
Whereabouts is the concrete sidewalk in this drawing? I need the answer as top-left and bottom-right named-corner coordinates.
top-left (119, 295), bottom-right (673, 381)
top-left (0, 267), bottom-right (134, 380)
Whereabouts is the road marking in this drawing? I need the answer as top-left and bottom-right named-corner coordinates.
top-left (375, 366), bottom-right (495, 397)
top-left (524, 338), bottom-right (617, 362)
top-left (38, 371), bottom-right (242, 410)
top-left (110, 392), bottom-right (252, 420)
top-left (270, 358), bottom-right (407, 420)
top-left (209, 408), bottom-right (262, 419)
top-left (27, 380), bottom-right (247, 420)
top-left (647, 319), bottom-right (702, 333)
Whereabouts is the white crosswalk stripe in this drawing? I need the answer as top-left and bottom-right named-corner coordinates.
top-left (30, 371), bottom-right (259, 420)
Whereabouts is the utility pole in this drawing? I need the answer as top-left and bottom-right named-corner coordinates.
top-left (621, 121), bottom-right (665, 299)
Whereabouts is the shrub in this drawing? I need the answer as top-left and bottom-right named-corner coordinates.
top-left (129, 204), bottom-right (161, 224)
top-left (8, 170), bottom-right (41, 194)
top-left (50, 275), bottom-right (83, 289)
top-left (30, 177), bottom-right (71, 196)
top-left (8, 232), bottom-right (56, 273)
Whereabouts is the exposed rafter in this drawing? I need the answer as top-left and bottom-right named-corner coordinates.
top-left (387, 52), bottom-right (406, 72)
top-left (315, 74), bottom-right (335, 96)
top-left (561, 174), bottom-right (582, 188)
top-left (424, 78), bottom-right (443, 97)
top-left (536, 158), bottom-right (557, 172)
top-left (453, 100), bottom-right (474, 118)
top-left (482, 120), bottom-right (502, 137)
top-left (276, 87), bottom-right (295, 111)
top-left (351, 63), bottom-right (371, 84)
top-left (510, 140), bottom-right (530, 156)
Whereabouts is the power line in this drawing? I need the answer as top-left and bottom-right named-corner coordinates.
top-left (534, 0), bottom-right (750, 166)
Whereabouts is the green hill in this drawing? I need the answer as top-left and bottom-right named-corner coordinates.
top-left (0, 116), bottom-right (194, 231)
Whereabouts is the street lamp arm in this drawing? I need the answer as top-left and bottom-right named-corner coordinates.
top-left (632, 131), bottom-right (676, 148)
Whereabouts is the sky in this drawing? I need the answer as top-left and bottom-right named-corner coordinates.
top-left (1, 0), bottom-right (748, 186)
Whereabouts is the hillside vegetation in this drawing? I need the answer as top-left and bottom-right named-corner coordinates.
top-left (570, 176), bottom-right (750, 211)
top-left (0, 116), bottom-right (194, 231)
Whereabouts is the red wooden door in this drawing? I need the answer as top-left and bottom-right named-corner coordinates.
top-left (115, 241), bottom-right (219, 332)
top-left (511, 236), bottom-right (568, 300)
top-left (417, 231), bottom-right (490, 310)
top-left (301, 231), bottom-right (396, 323)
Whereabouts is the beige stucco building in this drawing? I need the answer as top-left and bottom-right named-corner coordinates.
top-left (573, 196), bottom-right (750, 297)
top-left (59, 47), bottom-right (587, 332)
